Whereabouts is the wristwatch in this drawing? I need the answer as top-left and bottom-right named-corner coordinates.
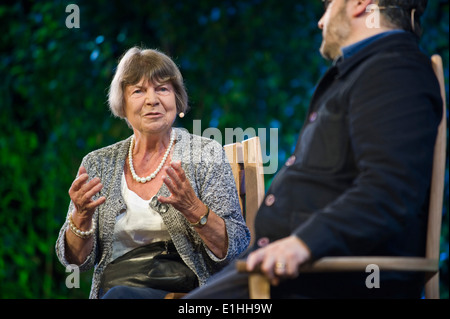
top-left (190, 206), bottom-right (210, 228)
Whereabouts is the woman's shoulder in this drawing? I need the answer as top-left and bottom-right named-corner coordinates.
top-left (173, 127), bottom-right (227, 168)
top-left (174, 127), bottom-right (222, 150)
top-left (82, 136), bottom-right (131, 165)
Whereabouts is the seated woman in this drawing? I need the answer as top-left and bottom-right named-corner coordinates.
top-left (55, 47), bottom-right (250, 299)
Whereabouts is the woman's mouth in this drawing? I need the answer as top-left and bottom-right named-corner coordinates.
top-left (143, 112), bottom-right (163, 118)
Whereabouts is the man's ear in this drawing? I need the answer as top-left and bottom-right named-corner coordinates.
top-left (349, 0), bottom-right (373, 18)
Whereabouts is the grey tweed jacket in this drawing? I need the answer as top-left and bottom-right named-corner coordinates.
top-left (56, 127), bottom-right (250, 298)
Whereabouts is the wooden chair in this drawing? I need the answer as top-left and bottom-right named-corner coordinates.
top-left (236, 54), bottom-right (447, 299)
top-left (224, 136), bottom-right (266, 246)
top-left (164, 136), bottom-right (266, 299)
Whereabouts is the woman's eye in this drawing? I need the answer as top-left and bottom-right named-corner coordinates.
top-left (157, 86), bottom-right (170, 94)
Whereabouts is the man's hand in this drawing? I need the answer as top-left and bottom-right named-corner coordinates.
top-left (246, 236), bottom-right (311, 285)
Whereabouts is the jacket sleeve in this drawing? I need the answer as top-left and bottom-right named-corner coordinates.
top-left (194, 139), bottom-right (251, 263)
top-left (55, 156), bottom-right (99, 272)
top-left (293, 54), bottom-right (442, 259)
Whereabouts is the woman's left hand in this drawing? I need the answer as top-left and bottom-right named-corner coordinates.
top-left (158, 160), bottom-right (206, 222)
top-left (159, 160), bottom-right (229, 259)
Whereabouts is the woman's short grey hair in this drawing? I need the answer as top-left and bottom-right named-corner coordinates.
top-left (108, 47), bottom-right (189, 119)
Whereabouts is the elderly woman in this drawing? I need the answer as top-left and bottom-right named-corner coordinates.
top-left (55, 47), bottom-right (250, 299)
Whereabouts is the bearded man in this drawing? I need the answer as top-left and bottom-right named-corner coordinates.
top-left (186, 0), bottom-right (442, 299)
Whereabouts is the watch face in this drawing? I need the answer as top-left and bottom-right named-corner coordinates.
top-left (200, 216), bottom-right (207, 225)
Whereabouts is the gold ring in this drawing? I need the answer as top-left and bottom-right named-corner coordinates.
top-left (275, 262), bottom-right (286, 269)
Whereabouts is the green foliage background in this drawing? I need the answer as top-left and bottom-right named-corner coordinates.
top-left (0, 0), bottom-right (448, 298)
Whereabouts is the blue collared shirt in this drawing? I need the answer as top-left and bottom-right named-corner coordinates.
top-left (340, 30), bottom-right (406, 60)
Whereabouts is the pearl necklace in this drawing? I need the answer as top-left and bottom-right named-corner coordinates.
top-left (128, 131), bottom-right (175, 183)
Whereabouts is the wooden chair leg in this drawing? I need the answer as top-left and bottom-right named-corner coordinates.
top-left (164, 292), bottom-right (187, 299)
top-left (248, 273), bottom-right (271, 299)
top-left (424, 272), bottom-right (440, 299)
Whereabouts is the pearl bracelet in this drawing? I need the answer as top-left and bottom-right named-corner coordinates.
top-left (68, 213), bottom-right (96, 239)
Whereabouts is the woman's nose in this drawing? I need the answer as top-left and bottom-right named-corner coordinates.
top-left (145, 89), bottom-right (159, 105)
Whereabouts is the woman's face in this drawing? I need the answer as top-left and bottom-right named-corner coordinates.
top-left (124, 77), bottom-right (177, 136)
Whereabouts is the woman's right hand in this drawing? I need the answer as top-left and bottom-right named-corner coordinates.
top-left (68, 166), bottom-right (106, 221)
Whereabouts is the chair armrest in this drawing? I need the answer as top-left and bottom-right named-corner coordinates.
top-left (236, 256), bottom-right (438, 274)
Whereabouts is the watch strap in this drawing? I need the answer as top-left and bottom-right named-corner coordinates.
top-left (189, 205), bottom-right (210, 228)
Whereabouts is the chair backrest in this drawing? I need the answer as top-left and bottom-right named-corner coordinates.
top-left (224, 137), bottom-right (265, 246)
top-left (425, 55), bottom-right (447, 298)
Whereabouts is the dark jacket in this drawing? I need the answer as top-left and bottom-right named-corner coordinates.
top-left (254, 32), bottom-right (443, 298)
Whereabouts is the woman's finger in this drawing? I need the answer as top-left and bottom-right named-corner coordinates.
top-left (84, 196), bottom-right (106, 211)
top-left (82, 182), bottom-right (103, 202)
top-left (157, 194), bottom-right (174, 205)
top-left (70, 173), bottom-right (104, 214)
top-left (165, 166), bottom-right (182, 186)
top-left (162, 175), bottom-right (177, 195)
top-left (170, 161), bottom-right (186, 181)
top-left (75, 178), bottom-right (102, 205)
top-left (70, 173), bottom-right (89, 193)
top-left (81, 177), bottom-right (102, 191)
top-left (78, 166), bottom-right (87, 177)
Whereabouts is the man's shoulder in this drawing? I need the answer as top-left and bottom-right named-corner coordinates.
top-left (338, 32), bottom-right (429, 80)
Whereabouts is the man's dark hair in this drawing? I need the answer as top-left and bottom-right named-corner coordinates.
top-left (378, 0), bottom-right (428, 38)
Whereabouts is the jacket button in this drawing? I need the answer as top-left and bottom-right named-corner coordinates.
top-left (285, 155), bottom-right (296, 166)
top-left (150, 195), bottom-right (159, 208)
top-left (257, 237), bottom-right (270, 248)
top-left (159, 204), bottom-right (169, 213)
top-left (309, 112), bottom-right (318, 122)
top-left (264, 194), bottom-right (275, 206)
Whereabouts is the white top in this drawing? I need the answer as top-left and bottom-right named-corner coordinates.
top-left (111, 172), bottom-right (171, 261)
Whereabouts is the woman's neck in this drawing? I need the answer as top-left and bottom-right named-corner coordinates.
top-left (132, 128), bottom-right (173, 157)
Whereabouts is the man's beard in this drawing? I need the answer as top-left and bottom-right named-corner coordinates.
top-left (320, 3), bottom-right (352, 61)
